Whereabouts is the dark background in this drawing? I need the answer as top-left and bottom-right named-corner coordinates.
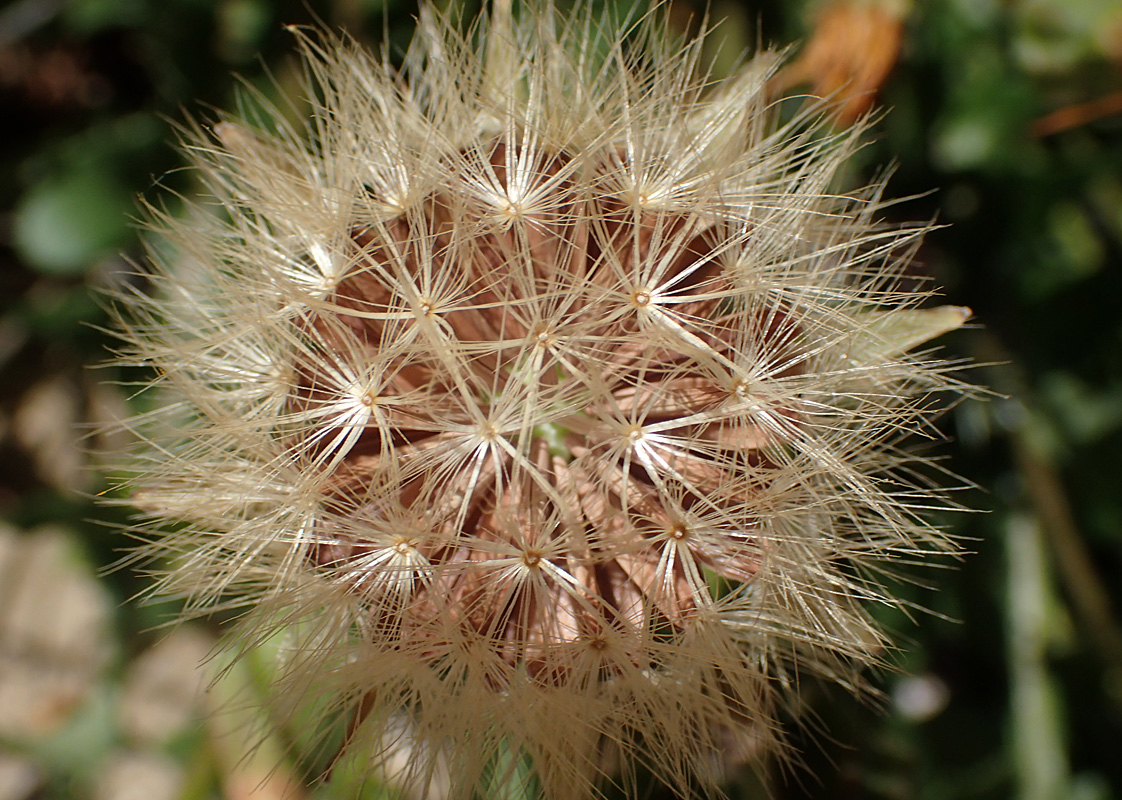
top-left (1, 0), bottom-right (1121, 798)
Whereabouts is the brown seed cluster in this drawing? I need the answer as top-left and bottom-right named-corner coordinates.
top-left (295, 137), bottom-right (796, 682)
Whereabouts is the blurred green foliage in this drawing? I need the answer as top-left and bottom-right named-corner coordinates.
top-left (2, 0), bottom-right (1122, 798)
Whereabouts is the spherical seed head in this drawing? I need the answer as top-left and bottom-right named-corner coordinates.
top-left (110, 4), bottom-right (970, 798)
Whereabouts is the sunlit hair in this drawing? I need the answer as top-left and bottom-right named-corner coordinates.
top-left (108, 2), bottom-right (969, 797)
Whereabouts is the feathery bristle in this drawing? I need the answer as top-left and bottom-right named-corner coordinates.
top-left (106, 4), bottom-right (970, 798)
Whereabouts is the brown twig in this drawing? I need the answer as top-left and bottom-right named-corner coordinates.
top-left (1030, 91), bottom-right (1122, 137)
top-left (1013, 432), bottom-right (1122, 675)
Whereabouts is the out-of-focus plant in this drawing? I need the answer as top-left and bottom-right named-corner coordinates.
top-left (3, 0), bottom-right (1122, 798)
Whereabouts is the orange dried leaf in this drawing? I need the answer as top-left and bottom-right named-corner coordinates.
top-left (779, 1), bottom-right (905, 125)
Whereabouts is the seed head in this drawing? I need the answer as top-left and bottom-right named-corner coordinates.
top-left (109, 3), bottom-right (970, 798)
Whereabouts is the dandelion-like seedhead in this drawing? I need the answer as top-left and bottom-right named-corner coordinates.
top-left (110, 3), bottom-right (970, 797)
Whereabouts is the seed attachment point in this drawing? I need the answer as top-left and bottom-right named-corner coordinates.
top-left (631, 288), bottom-right (652, 308)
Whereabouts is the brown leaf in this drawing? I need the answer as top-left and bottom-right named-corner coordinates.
top-left (778, 1), bottom-right (905, 125)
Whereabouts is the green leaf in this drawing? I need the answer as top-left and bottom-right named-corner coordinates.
top-left (13, 167), bottom-right (132, 277)
top-left (856, 305), bottom-right (971, 362)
